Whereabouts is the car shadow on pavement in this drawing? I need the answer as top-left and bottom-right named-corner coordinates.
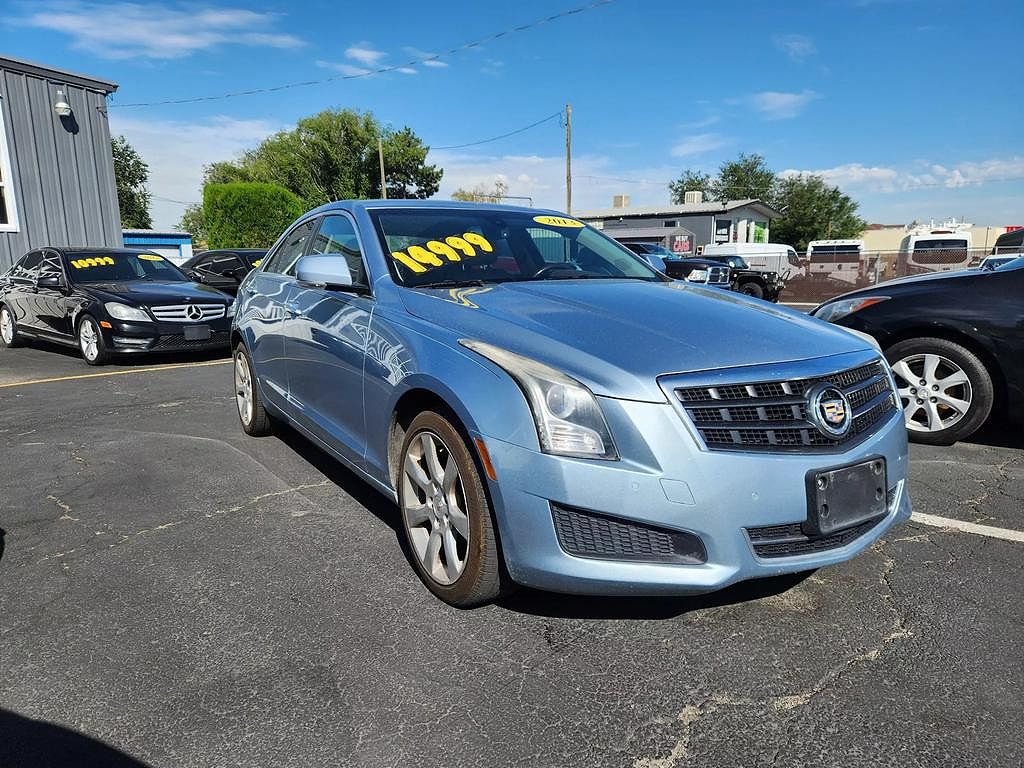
top-left (0, 709), bottom-right (151, 768)
top-left (273, 422), bottom-right (818, 620)
top-left (964, 421), bottom-right (1024, 450)
top-left (16, 337), bottom-right (229, 367)
top-left (498, 571), bottom-right (815, 620)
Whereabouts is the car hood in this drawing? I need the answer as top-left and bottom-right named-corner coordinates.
top-left (401, 279), bottom-right (872, 402)
top-left (819, 268), bottom-right (992, 305)
top-left (82, 280), bottom-right (230, 304)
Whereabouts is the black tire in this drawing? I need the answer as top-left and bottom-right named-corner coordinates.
top-left (0, 304), bottom-right (25, 348)
top-left (77, 315), bottom-right (110, 366)
top-left (233, 343), bottom-right (272, 436)
top-left (398, 411), bottom-right (505, 607)
top-left (885, 337), bottom-right (994, 446)
top-left (740, 281), bottom-right (764, 299)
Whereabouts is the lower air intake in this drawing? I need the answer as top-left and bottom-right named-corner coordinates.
top-left (551, 503), bottom-right (706, 564)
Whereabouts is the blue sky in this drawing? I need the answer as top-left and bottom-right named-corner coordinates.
top-left (5, 0), bottom-right (1023, 229)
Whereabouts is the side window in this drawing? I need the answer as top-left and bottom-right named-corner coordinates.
top-left (308, 215), bottom-right (367, 285)
top-left (38, 251), bottom-right (63, 277)
top-left (526, 227), bottom-right (571, 264)
top-left (263, 219), bottom-right (316, 275)
top-left (12, 251), bottom-right (42, 281)
top-left (204, 254), bottom-right (244, 275)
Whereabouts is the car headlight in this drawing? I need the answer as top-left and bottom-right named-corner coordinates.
top-left (686, 269), bottom-right (709, 282)
top-left (812, 296), bottom-right (889, 323)
top-left (104, 302), bottom-right (151, 322)
top-left (459, 340), bottom-right (618, 460)
top-left (226, 301), bottom-right (236, 318)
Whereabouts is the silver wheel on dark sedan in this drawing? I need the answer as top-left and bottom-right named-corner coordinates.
top-left (234, 350), bottom-right (254, 426)
top-left (891, 353), bottom-right (972, 433)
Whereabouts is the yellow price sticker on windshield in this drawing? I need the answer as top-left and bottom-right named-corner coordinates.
top-left (391, 232), bottom-right (493, 274)
top-left (138, 254), bottom-right (164, 261)
top-left (70, 257), bottom-right (115, 269)
top-left (533, 215), bottom-right (584, 228)
top-left (251, 259), bottom-right (262, 267)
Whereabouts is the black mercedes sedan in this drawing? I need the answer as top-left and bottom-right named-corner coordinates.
top-left (812, 256), bottom-right (1024, 445)
top-left (0, 247), bottom-right (233, 365)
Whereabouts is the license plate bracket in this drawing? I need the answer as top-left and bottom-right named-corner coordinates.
top-left (183, 324), bottom-right (211, 341)
top-left (805, 457), bottom-right (887, 536)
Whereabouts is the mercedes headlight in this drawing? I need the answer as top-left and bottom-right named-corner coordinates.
top-left (226, 301), bottom-right (236, 318)
top-left (686, 269), bottom-right (709, 283)
top-left (104, 302), bottom-right (151, 322)
top-left (812, 296), bottom-right (889, 323)
top-left (460, 340), bottom-right (618, 460)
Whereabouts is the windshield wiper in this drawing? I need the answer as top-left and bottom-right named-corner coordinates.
top-left (414, 279), bottom-right (487, 289)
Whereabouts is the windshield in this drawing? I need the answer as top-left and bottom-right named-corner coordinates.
top-left (66, 251), bottom-right (188, 283)
top-left (370, 208), bottom-right (662, 287)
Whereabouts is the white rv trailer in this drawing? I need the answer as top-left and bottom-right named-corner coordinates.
top-left (805, 239), bottom-right (864, 285)
top-left (899, 219), bottom-right (972, 273)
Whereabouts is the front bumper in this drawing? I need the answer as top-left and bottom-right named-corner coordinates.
top-left (100, 318), bottom-right (232, 353)
top-left (480, 398), bottom-right (910, 596)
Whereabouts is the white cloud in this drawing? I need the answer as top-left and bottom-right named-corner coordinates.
top-left (671, 133), bottom-right (728, 157)
top-left (403, 47), bottom-right (448, 67)
top-left (679, 115), bottom-right (720, 130)
top-left (17, 2), bottom-right (304, 59)
top-left (780, 156), bottom-right (1024, 193)
top-left (430, 150), bottom-right (677, 212)
top-left (773, 34), bottom-right (816, 61)
top-left (344, 44), bottom-right (386, 66)
top-left (109, 114), bottom-right (279, 229)
top-left (750, 90), bottom-right (820, 119)
top-left (316, 60), bottom-right (371, 77)
top-left (396, 67), bottom-right (418, 75)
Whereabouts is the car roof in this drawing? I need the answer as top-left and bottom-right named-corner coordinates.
top-left (307, 199), bottom-right (550, 217)
top-left (47, 247), bottom-right (159, 255)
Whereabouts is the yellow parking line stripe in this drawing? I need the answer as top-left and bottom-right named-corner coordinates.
top-left (911, 512), bottom-right (1024, 544)
top-left (0, 359), bottom-right (231, 389)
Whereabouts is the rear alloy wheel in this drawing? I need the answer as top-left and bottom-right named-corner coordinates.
top-left (0, 305), bottom-right (24, 348)
top-left (886, 337), bottom-right (994, 445)
top-left (77, 316), bottom-right (109, 366)
top-left (234, 343), bottom-right (272, 436)
top-left (399, 411), bottom-right (504, 607)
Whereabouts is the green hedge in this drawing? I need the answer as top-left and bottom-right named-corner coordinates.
top-left (203, 182), bottom-right (305, 249)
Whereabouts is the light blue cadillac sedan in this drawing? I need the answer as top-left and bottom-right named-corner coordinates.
top-left (232, 200), bottom-right (911, 606)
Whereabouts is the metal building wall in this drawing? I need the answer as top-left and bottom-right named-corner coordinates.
top-left (0, 65), bottom-right (122, 271)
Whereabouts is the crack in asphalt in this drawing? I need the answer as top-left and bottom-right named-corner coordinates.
top-left (632, 550), bottom-right (915, 767)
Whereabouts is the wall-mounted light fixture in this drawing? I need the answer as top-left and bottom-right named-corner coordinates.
top-left (53, 88), bottom-right (72, 118)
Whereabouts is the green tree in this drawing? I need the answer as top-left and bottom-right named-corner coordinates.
top-left (772, 174), bottom-right (866, 252)
top-left (668, 170), bottom-right (713, 204)
top-left (176, 203), bottom-right (207, 249)
top-left (451, 178), bottom-right (509, 202)
top-left (203, 183), bottom-right (305, 249)
top-left (203, 109), bottom-right (441, 211)
top-left (111, 135), bottom-right (152, 228)
top-left (669, 153), bottom-right (777, 204)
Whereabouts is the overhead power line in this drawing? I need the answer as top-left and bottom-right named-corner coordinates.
top-left (110, 0), bottom-right (615, 108)
top-left (431, 111), bottom-right (563, 150)
top-left (577, 174), bottom-right (1024, 190)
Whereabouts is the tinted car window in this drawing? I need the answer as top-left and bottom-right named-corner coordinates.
top-left (13, 251), bottom-right (42, 280)
top-left (66, 251), bottom-right (188, 283)
top-left (309, 215), bottom-right (368, 284)
top-left (203, 254), bottom-right (245, 275)
top-left (263, 219), bottom-right (316, 275)
top-left (38, 251), bottom-right (64, 277)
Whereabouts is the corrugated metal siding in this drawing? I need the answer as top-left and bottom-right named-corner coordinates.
top-left (0, 66), bottom-right (122, 271)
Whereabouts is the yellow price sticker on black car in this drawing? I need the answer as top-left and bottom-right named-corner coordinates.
top-left (251, 259), bottom-right (262, 267)
top-left (137, 254), bottom-right (164, 261)
top-left (70, 257), bottom-right (115, 269)
top-left (533, 215), bottom-right (584, 228)
top-left (391, 232), bottom-right (494, 274)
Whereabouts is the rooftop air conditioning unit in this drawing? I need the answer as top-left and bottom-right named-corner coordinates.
top-left (612, 194), bottom-right (631, 208)
top-left (684, 191), bottom-right (703, 205)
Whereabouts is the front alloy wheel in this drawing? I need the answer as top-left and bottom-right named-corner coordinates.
top-left (0, 305), bottom-right (23, 348)
top-left (77, 316), bottom-right (109, 365)
top-left (398, 411), bottom-right (505, 606)
top-left (886, 337), bottom-right (994, 445)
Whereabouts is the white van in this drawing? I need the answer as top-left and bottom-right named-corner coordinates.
top-left (700, 243), bottom-right (802, 277)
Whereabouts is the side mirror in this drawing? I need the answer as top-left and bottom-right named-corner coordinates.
top-left (36, 274), bottom-right (64, 290)
top-left (296, 255), bottom-right (359, 291)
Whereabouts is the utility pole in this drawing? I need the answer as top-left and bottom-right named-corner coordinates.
top-left (564, 103), bottom-right (572, 215)
top-left (378, 137), bottom-right (387, 199)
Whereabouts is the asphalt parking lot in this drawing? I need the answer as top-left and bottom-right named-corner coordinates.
top-left (1, 342), bottom-right (1022, 768)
